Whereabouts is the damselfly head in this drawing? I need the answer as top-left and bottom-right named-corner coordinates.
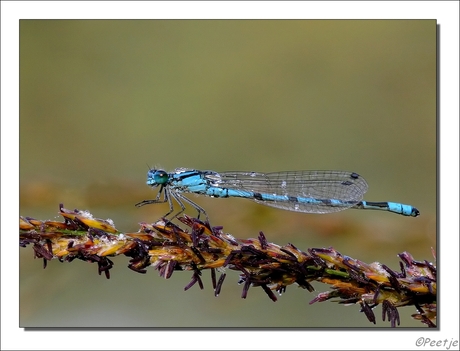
top-left (146, 169), bottom-right (169, 187)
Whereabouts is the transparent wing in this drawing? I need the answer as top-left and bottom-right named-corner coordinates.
top-left (205, 170), bottom-right (369, 213)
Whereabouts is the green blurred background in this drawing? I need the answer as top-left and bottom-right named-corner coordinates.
top-left (20, 20), bottom-right (436, 328)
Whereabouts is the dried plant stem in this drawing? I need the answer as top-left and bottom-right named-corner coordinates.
top-left (20, 204), bottom-right (436, 327)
